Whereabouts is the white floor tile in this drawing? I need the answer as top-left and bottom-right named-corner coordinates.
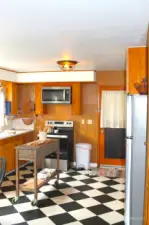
top-left (0, 199), bottom-right (12, 207)
top-left (104, 200), bottom-right (124, 210)
top-left (4, 191), bottom-right (24, 198)
top-left (108, 191), bottom-right (125, 200)
top-left (99, 211), bottom-right (124, 224)
top-left (69, 208), bottom-right (95, 221)
top-left (48, 179), bottom-right (64, 185)
top-left (0, 213), bottom-right (25, 225)
top-left (26, 193), bottom-right (49, 201)
top-left (59, 173), bottom-right (70, 178)
top-left (67, 181), bottom-right (85, 187)
top-left (20, 170), bottom-right (32, 175)
top-left (39, 185), bottom-right (56, 193)
top-left (7, 175), bottom-right (24, 180)
top-left (51, 195), bottom-right (74, 205)
top-left (88, 182), bottom-right (107, 189)
top-left (41, 205), bottom-right (65, 217)
top-left (111, 184), bottom-right (125, 191)
top-left (72, 175), bottom-right (89, 180)
top-left (77, 198), bottom-right (100, 208)
top-left (93, 176), bottom-right (110, 182)
top-left (65, 222), bottom-right (82, 225)
top-left (114, 178), bottom-right (125, 183)
top-left (28, 217), bottom-right (55, 225)
top-left (59, 187), bottom-right (80, 195)
top-left (83, 189), bottom-right (104, 197)
top-left (1, 181), bottom-right (14, 187)
top-left (14, 202), bottom-right (38, 212)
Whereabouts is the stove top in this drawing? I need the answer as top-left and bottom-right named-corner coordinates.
top-left (45, 120), bottom-right (73, 128)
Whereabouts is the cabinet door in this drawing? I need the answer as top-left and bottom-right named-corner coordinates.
top-left (35, 84), bottom-right (43, 114)
top-left (0, 143), bottom-right (15, 173)
top-left (5, 82), bottom-right (18, 115)
top-left (127, 47), bottom-right (147, 94)
top-left (72, 83), bottom-right (81, 115)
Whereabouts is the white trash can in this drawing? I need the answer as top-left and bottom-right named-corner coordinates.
top-left (76, 143), bottom-right (92, 170)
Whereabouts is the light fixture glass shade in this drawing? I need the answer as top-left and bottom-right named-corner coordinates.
top-left (57, 60), bottom-right (78, 71)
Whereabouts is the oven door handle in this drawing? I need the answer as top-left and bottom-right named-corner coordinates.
top-left (47, 134), bottom-right (68, 139)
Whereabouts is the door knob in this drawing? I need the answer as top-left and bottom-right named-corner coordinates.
top-left (100, 130), bottom-right (104, 134)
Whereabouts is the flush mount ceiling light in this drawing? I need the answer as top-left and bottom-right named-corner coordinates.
top-left (57, 60), bottom-right (78, 71)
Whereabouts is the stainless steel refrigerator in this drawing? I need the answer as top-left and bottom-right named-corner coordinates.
top-left (125, 94), bottom-right (147, 225)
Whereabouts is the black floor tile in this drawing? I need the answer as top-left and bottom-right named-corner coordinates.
top-left (14, 223), bottom-right (28, 225)
top-left (10, 196), bottom-right (30, 205)
top-left (81, 179), bottom-right (97, 184)
top-left (22, 174), bottom-right (34, 178)
top-left (88, 204), bottom-right (112, 215)
top-left (75, 185), bottom-right (93, 192)
top-left (0, 185), bottom-right (16, 192)
top-left (94, 195), bottom-right (115, 203)
top-left (45, 190), bottom-right (64, 198)
top-left (21, 209), bottom-right (46, 221)
top-left (56, 183), bottom-right (70, 189)
top-left (113, 222), bottom-right (124, 225)
top-left (67, 171), bottom-right (82, 176)
top-left (98, 186), bottom-right (117, 194)
top-left (38, 199), bottom-right (55, 208)
top-left (81, 216), bottom-right (109, 225)
top-left (60, 177), bottom-right (76, 182)
top-left (50, 212), bottom-right (76, 225)
top-left (68, 192), bottom-right (88, 201)
top-left (12, 179), bottom-right (27, 185)
top-left (117, 208), bottom-right (125, 215)
top-left (119, 198), bottom-right (125, 203)
top-left (0, 205), bottom-right (17, 216)
top-left (0, 193), bottom-right (7, 199)
top-left (102, 180), bottom-right (119, 186)
top-left (60, 201), bottom-right (82, 212)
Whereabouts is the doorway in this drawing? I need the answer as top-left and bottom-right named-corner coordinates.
top-left (98, 86), bottom-right (126, 166)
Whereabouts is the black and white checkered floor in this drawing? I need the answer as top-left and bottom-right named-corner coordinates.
top-left (0, 166), bottom-right (125, 225)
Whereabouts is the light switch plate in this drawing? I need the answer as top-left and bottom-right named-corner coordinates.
top-left (88, 119), bottom-right (92, 124)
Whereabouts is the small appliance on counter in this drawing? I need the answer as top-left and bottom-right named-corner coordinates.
top-left (44, 120), bottom-right (74, 171)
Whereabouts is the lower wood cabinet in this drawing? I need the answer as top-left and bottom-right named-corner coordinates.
top-left (0, 132), bottom-right (35, 173)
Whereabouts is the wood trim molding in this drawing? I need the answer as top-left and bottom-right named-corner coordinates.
top-left (0, 67), bottom-right (18, 73)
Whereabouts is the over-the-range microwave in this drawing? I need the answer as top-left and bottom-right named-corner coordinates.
top-left (42, 87), bottom-right (71, 104)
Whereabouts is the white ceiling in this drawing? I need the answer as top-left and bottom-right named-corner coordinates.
top-left (0, 0), bottom-right (149, 72)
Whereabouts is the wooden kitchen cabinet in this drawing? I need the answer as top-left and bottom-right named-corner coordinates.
top-left (72, 83), bottom-right (81, 115)
top-left (127, 47), bottom-right (147, 94)
top-left (0, 131), bottom-right (35, 173)
top-left (5, 82), bottom-right (18, 115)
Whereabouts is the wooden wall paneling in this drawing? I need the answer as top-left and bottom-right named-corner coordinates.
top-left (72, 83), bottom-right (81, 115)
top-left (98, 86), bottom-right (126, 166)
top-left (143, 28), bottom-right (149, 225)
top-left (127, 47), bottom-right (147, 94)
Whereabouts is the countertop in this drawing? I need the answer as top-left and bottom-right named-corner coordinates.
top-left (0, 129), bottom-right (34, 140)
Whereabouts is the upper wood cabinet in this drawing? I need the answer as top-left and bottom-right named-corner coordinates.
top-left (72, 83), bottom-right (81, 115)
top-left (4, 82), bottom-right (18, 115)
top-left (127, 47), bottom-right (147, 94)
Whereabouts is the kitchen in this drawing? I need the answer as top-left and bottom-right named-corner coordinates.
top-left (0, 1), bottom-right (149, 225)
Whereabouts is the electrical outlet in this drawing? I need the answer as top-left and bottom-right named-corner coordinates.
top-left (81, 119), bottom-right (85, 124)
top-left (87, 119), bottom-right (92, 125)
